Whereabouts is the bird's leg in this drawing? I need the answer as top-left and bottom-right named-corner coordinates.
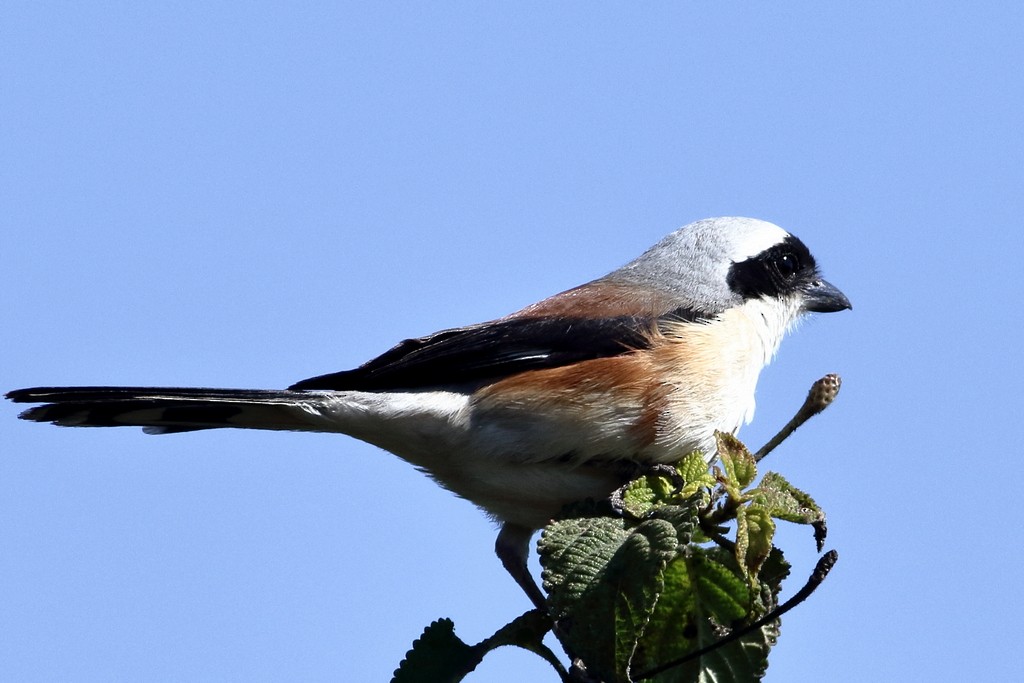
top-left (495, 522), bottom-right (547, 611)
top-left (493, 461), bottom-right (685, 610)
top-left (497, 524), bottom-right (599, 679)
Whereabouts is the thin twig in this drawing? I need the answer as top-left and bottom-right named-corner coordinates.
top-left (755, 374), bottom-right (841, 462)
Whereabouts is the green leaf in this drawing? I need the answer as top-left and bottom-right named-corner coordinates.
top-left (650, 500), bottom-right (698, 546)
top-left (752, 472), bottom-right (822, 524)
top-left (751, 548), bottom-right (792, 617)
top-left (393, 612), bottom-right (568, 683)
top-left (391, 618), bottom-right (480, 683)
top-left (677, 452), bottom-right (718, 498)
top-left (620, 474), bottom-right (668, 518)
top-left (619, 459), bottom-right (714, 519)
top-left (539, 513), bottom-right (680, 682)
top-left (751, 472), bottom-right (827, 550)
top-left (680, 618), bottom-right (779, 683)
top-left (631, 553), bottom-right (699, 676)
top-left (393, 434), bottom-right (829, 683)
top-left (715, 432), bottom-right (757, 489)
top-left (735, 506), bottom-right (776, 584)
top-left (632, 547), bottom-right (775, 683)
top-left (692, 551), bottom-right (749, 624)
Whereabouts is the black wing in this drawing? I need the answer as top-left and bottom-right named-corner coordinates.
top-left (289, 315), bottom-right (664, 392)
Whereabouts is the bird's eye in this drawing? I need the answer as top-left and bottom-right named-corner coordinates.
top-left (774, 252), bottom-right (799, 278)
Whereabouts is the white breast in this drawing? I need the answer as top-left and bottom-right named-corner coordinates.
top-left (652, 296), bottom-right (803, 460)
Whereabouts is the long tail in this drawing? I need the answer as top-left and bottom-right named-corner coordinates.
top-left (6, 386), bottom-right (330, 434)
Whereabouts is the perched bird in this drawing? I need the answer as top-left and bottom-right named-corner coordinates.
top-left (7, 216), bottom-right (850, 607)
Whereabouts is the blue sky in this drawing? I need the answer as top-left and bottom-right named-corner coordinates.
top-left (3, 3), bottom-right (1022, 681)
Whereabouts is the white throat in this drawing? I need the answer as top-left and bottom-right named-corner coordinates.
top-left (735, 296), bottom-right (805, 367)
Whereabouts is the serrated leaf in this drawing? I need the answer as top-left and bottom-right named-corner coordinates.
top-left (678, 452), bottom-right (711, 482)
top-left (393, 612), bottom-right (568, 683)
top-left (736, 506), bottom-right (776, 584)
top-left (693, 552), bottom-right (749, 624)
top-left (685, 618), bottom-right (779, 683)
top-left (684, 548), bottom-right (778, 683)
top-left (620, 474), bottom-right (668, 518)
top-left (631, 554), bottom-right (699, 676)
top-left (715, 432), bottom-right (757, 489)
top-left (677, 452), bottom-right (717, 498)
top-left (613, 523), bottom-right (679, 678)
top-left (631, 548), bottom-right (776, 683)
top-left (650, 499), bottom-right (699, 546)
top-left (752, 473), bottom-right (823, 524)
top-left (734, 507), bottom-right (751, 582)
top-left (751, 548), bottom-right (791, 616)
top-left (391, 618), bottom-right (480, 683)
top-left (751, 472), bottom-right (826, 550)
top-left (539, 514), bottom-right (629, 617)
top-left (538, 515), bottom-right (679, 682)
top-left (620, 462), bottom-right (712, 519)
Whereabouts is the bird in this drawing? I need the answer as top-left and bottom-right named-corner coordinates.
top-left (7, 216), bottom-right (850, 608)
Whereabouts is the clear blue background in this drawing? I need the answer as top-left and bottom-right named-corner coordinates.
top-left (3, 3), bottom-right (1021, 681)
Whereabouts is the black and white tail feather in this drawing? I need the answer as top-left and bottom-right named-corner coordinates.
top-left (6, 387), bottom-right (335, 435)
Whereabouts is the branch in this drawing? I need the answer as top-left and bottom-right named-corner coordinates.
top-left (755, 374), bottom-right (841, 462)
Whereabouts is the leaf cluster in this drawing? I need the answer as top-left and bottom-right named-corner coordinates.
top-left (392, 432), bottom-right (831, 683)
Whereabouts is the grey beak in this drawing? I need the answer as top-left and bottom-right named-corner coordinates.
top-left (802, 278), bottom-right (852, 313)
